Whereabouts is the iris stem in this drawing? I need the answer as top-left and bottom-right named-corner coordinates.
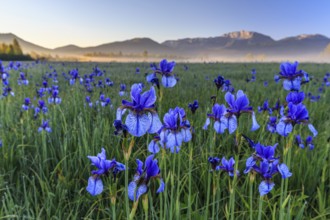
top-left (249, 174), bottom-right (255, 220)
top-left (142, 194), bottom-right (148, 220)
top-left (129, 200), bottom-right (139, 220)
top-left (257, 196), bottom-right (263, 220)
top-left (188, 142), bottom-right (193, 219)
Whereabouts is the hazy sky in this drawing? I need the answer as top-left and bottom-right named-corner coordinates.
top-left (1, 0), bottom-right (330, 48)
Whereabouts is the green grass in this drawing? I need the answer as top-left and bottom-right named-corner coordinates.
top-left (0, 61), bottom-right (329, 219)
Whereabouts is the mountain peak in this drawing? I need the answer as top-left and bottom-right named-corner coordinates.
top-left (222, 30), bottom-right (257, 39)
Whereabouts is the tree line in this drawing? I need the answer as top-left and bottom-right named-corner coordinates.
top-left (0, 39), bottom-right (33, 61)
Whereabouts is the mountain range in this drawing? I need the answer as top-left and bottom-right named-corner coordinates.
top-left (1, 30), bottom-right (330, 62)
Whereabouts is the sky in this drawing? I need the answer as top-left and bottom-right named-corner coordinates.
top-left (1, 0), bottom-right (330, 49)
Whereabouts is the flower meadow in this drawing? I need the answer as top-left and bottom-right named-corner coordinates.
top-left (0, 60), bottom-right (329, 219)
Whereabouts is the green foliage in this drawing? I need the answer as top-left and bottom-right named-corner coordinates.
top-left (0, 62), bottom-right (329, 219)
top-left (0, 39), bottom-right (32, 60)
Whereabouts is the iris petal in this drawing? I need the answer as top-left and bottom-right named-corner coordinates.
top-left (141, 86), bottom-right (156, 107)
top-left (148, 113), bottom-right (162, 134)
top-left (308, 124), bottom-right (318, 137)
top-left (277, 164), bottom-right (292, 179)
top-left (251, 112), bottom-right (260, 131)
top-left (148, 140), bottom-right (160, 154)
top-left (276, 121), bottom-right (293, 137)
top-left (259, 181), bottom-right (275, 196)
top-left (128, 181), bottom-right (137, 201)
top-left (161, 75), bottom-right (177, 88)
top-left (227, 115), bottom-right (237, 134)
top-left (125, 112), bottom-right (151, 137)
top-left (136, 184), bottom-right (148, 200)
top-left (86, 176), bottom-right (103, 196)
top-left (214, 121), bottom-right (226, 134)
top-left (203, 118), bottom-right (210, 130)
top-left (157, 179), bottom-right (165, 193)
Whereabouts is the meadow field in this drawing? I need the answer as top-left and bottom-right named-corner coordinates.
top-left (0, 60), bottom-right (329, 219)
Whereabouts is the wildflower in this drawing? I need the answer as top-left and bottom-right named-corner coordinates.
top-left (116, 83), bottom-right (162, 137)
top-left (203, 103), bottom-right (228, 134)
top-left (113, 119), bottom-right (128, 136)
top-left (276, 102), bottom-right (317, 137)
top-left (158, 107), bottom-right (191, 153)
top-left (274, 61), bottom-right (309, 91)
top-left (295, 135), bottom-right (314, 150)
top-left (34, 100), bottom-right (48, 117)
top-left (258, 99), bottom-right (272, 114)
top-left (188, 100), bottom-right (199, 114)
top-left (208, 157), bottom-right (221, 171)
top-left (214, 75), bottom-right (233, 92)
top-left (105, 78), bottom-right (113, 86)
top-left (148, 59), bottom-right (177, 88)
top-left (286, 92), bottom-right (305, 104)
top-left (267, 116), bottom-right (277, 133)
top-left (69, 68), bottom-right (79, 85)
top-left (146, 73), bottom-right (160, 89)
top-left (263, 81), bottom-right (268, 87)
top-left (128, 155), bottom-right (164, 201)
top-left (48, 89), bottom-right (61, 104)
top-left (85, 96), bottom-right (93, 108)
top-left (2, 86), bottom-right (14, 97)
top-left (86, 148), bottom-right (125, 196)
top-left (218, 157), bottom-right (239, 176)
top-left (243, 139), bottom-right (292, 195)
top-left (119, 83), bottom-right (126, 96)
top-left (100, 94), bottom-right (111, 107)
top-left (18, 72), bottom-right (29, 85)
top-left (22, 98), bottom-right (32, 111)
top-left (38, 120), bottom-right (52, 133)
top-left (224, 90), bottom-right (260, 133)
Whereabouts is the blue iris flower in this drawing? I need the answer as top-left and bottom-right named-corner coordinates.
top-left (276, 102), bottom-right (317, 137)
top-left (34, 100), bottom-right (48, 117)
top-left (86, 148), bottom-right (125, 196)
top-left (295, 135), bottom-right (314, 150)
top-left (188, 100), bottom-right (199, 114)
top-left (243, 139), bottom-right (292, 195)
top-left (214, 75), bottom-right (233, 92)
top-left (119, 83), bottom-right (127, 96)
top-left (48, 89), bottom-right (61, 104)
top-left (224, 90), bottom-right (260, 133)
top-left (116, 83), bottom-right (162, 137)
top-left (219, 157), bottom-right (239, 176)
top-left (99, 94), bottom-right (112, 107)
top-left (105, 78), bottom-right (114, 86)
top-left (258, 99), bottom-right (272, 114)
top-left (203, 103), bottom-right (228, 134)
top-left (156, 107), bottom-right (191, 153)
top-left (18, 72), bottom-right (29, 85)
top-left (275, 61), bottom-right (309, 91)
top-left (128, 155), bottom-right (164, 201)
top-left (146, 73), bottom-right (160, 89)
top-left (22, 98), bottom-right (32, 111)
top-left (208, 156), bottom-right (239, 176)
top-left (286, 92), bottom-right (305, 104)
top-left (113, 120), bottom-right (129, 136)
top-left (267, 116), bottom-right (277, 133)
top-left (208, 157), bottom-right (221, 171)
top-left (69, 68), bottom-right (80, 85)
top-left (147, 59), bottom-right (177, 88)
top-left (38, 120), bottom-right (52, 133)
top-left (85, 96), bottom-right (93, 108)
